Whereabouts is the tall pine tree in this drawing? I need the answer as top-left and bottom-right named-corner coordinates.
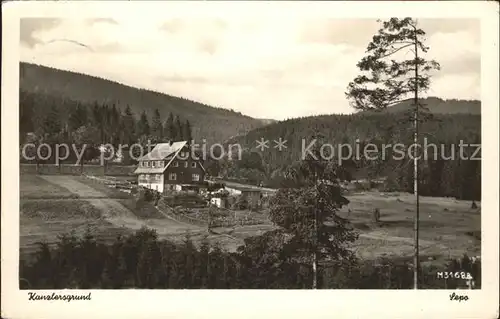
top-left (175, 115), bottom-right (183, 141)
top-left (20, 90), bottom-right (35, 138)
top-left (68, 103), bottom-right (88, 132)
top-left (345, 18), bottom-right (440, 289)
top-left (165, 112), bottom-right (176, 141)
top-left (183, 119), bottom-right (193, 143)
top-left (42, 104), bottom-right (62, 138)
top-left (137, 111), bottom-right (150, 138)
top-left (122, 105), bottom-right (136, 145)
top-left (151, 109), bottom-right (163, 140)
top-left (110, 104), bottom-right (121, 146)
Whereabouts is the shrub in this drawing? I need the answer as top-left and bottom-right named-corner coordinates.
top-left (372, 208), bottom-right (380, 223)
top-left (19, 225), bottom-right (481, 290)
top-left (143, 189), bottom-right (154, 202)
top-left (232, 196), bottom-right (248, 210)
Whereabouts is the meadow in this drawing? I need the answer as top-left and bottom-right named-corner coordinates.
top-left (19, 174), bottom-right (480, 265)
top-left (340, 192), bottom-right (480, 265)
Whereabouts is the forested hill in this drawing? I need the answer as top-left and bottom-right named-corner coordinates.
top-left (374, 97), bottom-right (481, 115)
top-left (220, 111), bottom-right (481, 200)
top-left (19, 62), bottom-right (267, 143)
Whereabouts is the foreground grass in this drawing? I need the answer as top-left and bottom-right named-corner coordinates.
top-left (21, 199), bottom-right (102, 220)
top-left (19, 227), bottom-right (481, 289)
top-left (20, 175), bottom-right (79, 199)
top-left (19, 175), bottom-right (481, 263)
top-left (20, 198), bottom-right (132, 260)
top-left (73, 176), bottom-right (133, 199)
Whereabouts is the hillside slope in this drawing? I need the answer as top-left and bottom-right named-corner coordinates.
top-left (227, 110), bottom-right (481, 167)
top-left (220, 109), bottom-right (480, 199)
top-left (19, 62), bottom-right (268, 143)
top-left (378, 97), bottom-right (481, 115)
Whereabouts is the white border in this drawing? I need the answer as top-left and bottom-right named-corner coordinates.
top-left (2, 1), bottom-right (499, 319)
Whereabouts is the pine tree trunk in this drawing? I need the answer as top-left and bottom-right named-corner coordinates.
top-left (312, 166), bottom-right (318, 289)
top-left (35, 141), bottom-right (40, 174)
top-left (312, 250), bottom-right (317, 289)
top-left (413, 30), bottom-right (420, 290)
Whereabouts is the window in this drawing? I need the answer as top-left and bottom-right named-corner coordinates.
top-left (140, 162), bottom-right (144, 167)
top-left (169, 173), bottom-right (177, 181)
top-left (172, 161), bottom-right (179, 167)
top-left (145, 161), bottom-right (150, 167)
top-left (191, 162), bottom-right (197, 168)
top-left (152, 161), bottom-right (156, 168)
top-left (192, 174), bottom-right (200, 182)
top-left (145, 174), bottom-right (150, 180)
top-left (155, 174), bottom-right (162, 181)
top-left (184, 161), bottom-right (188, 168)
top-left (158, 161), bottom-right (163, 167)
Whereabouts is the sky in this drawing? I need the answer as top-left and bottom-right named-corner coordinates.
top-left (20, 17), bottom-right (480, 120)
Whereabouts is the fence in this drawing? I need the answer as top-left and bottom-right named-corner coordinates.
top-left (83, 174), bottom-right (137, 195)
top-left (20, 164), bottom-right (136, 176)
top-left (156, 200), bottom-right (208, 227)
top-left (156, 198), bottom-right (264, 229)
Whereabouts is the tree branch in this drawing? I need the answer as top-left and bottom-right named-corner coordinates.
top-left (379, 43), bottom-right (414, 59)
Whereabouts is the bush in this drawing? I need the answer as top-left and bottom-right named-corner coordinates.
top-left (232, 196), bottom-right (248, 210)
top-left (207, 182), bottom-right (226, 192)
top-left (372, 208), bottom-right (381, 223)
top-left (143, 189), bottom-right (154, 202)
top-left (353, 181), bottom-right (371, 191)
top-left (19, 225), bottom-right (481, 290)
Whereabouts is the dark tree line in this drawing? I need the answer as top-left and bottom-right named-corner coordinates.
top-left (220, 111), bottom-right (481, 201)
top-left (20, 90), bottom-right (193, 164)
top-left (19, 226), bottom-right (480, 289)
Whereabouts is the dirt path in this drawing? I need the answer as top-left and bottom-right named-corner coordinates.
top-left (40, 176), bottom-right (202, 236)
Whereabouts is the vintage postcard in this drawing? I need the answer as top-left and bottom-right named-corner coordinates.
top-left (2, 1), bottom-right (499, 318)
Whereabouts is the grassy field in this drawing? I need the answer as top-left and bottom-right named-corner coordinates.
top-left (339, 191), bottom-right (481, 263)
top-left (20, 174), bottom-right (211, 258)
top-left (19, 174), bottom-right (480, 263)
top-left (20, 175), bottom-right (79, 199)
top-left (20, 175), bottom-right (138, 259)
top-left (20, 197), bottom-right (131, 259)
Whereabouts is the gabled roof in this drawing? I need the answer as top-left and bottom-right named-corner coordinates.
top-left (138, 141), bottom-right (187, 161)
top-left (134, 140), bottom-right (210, 175)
